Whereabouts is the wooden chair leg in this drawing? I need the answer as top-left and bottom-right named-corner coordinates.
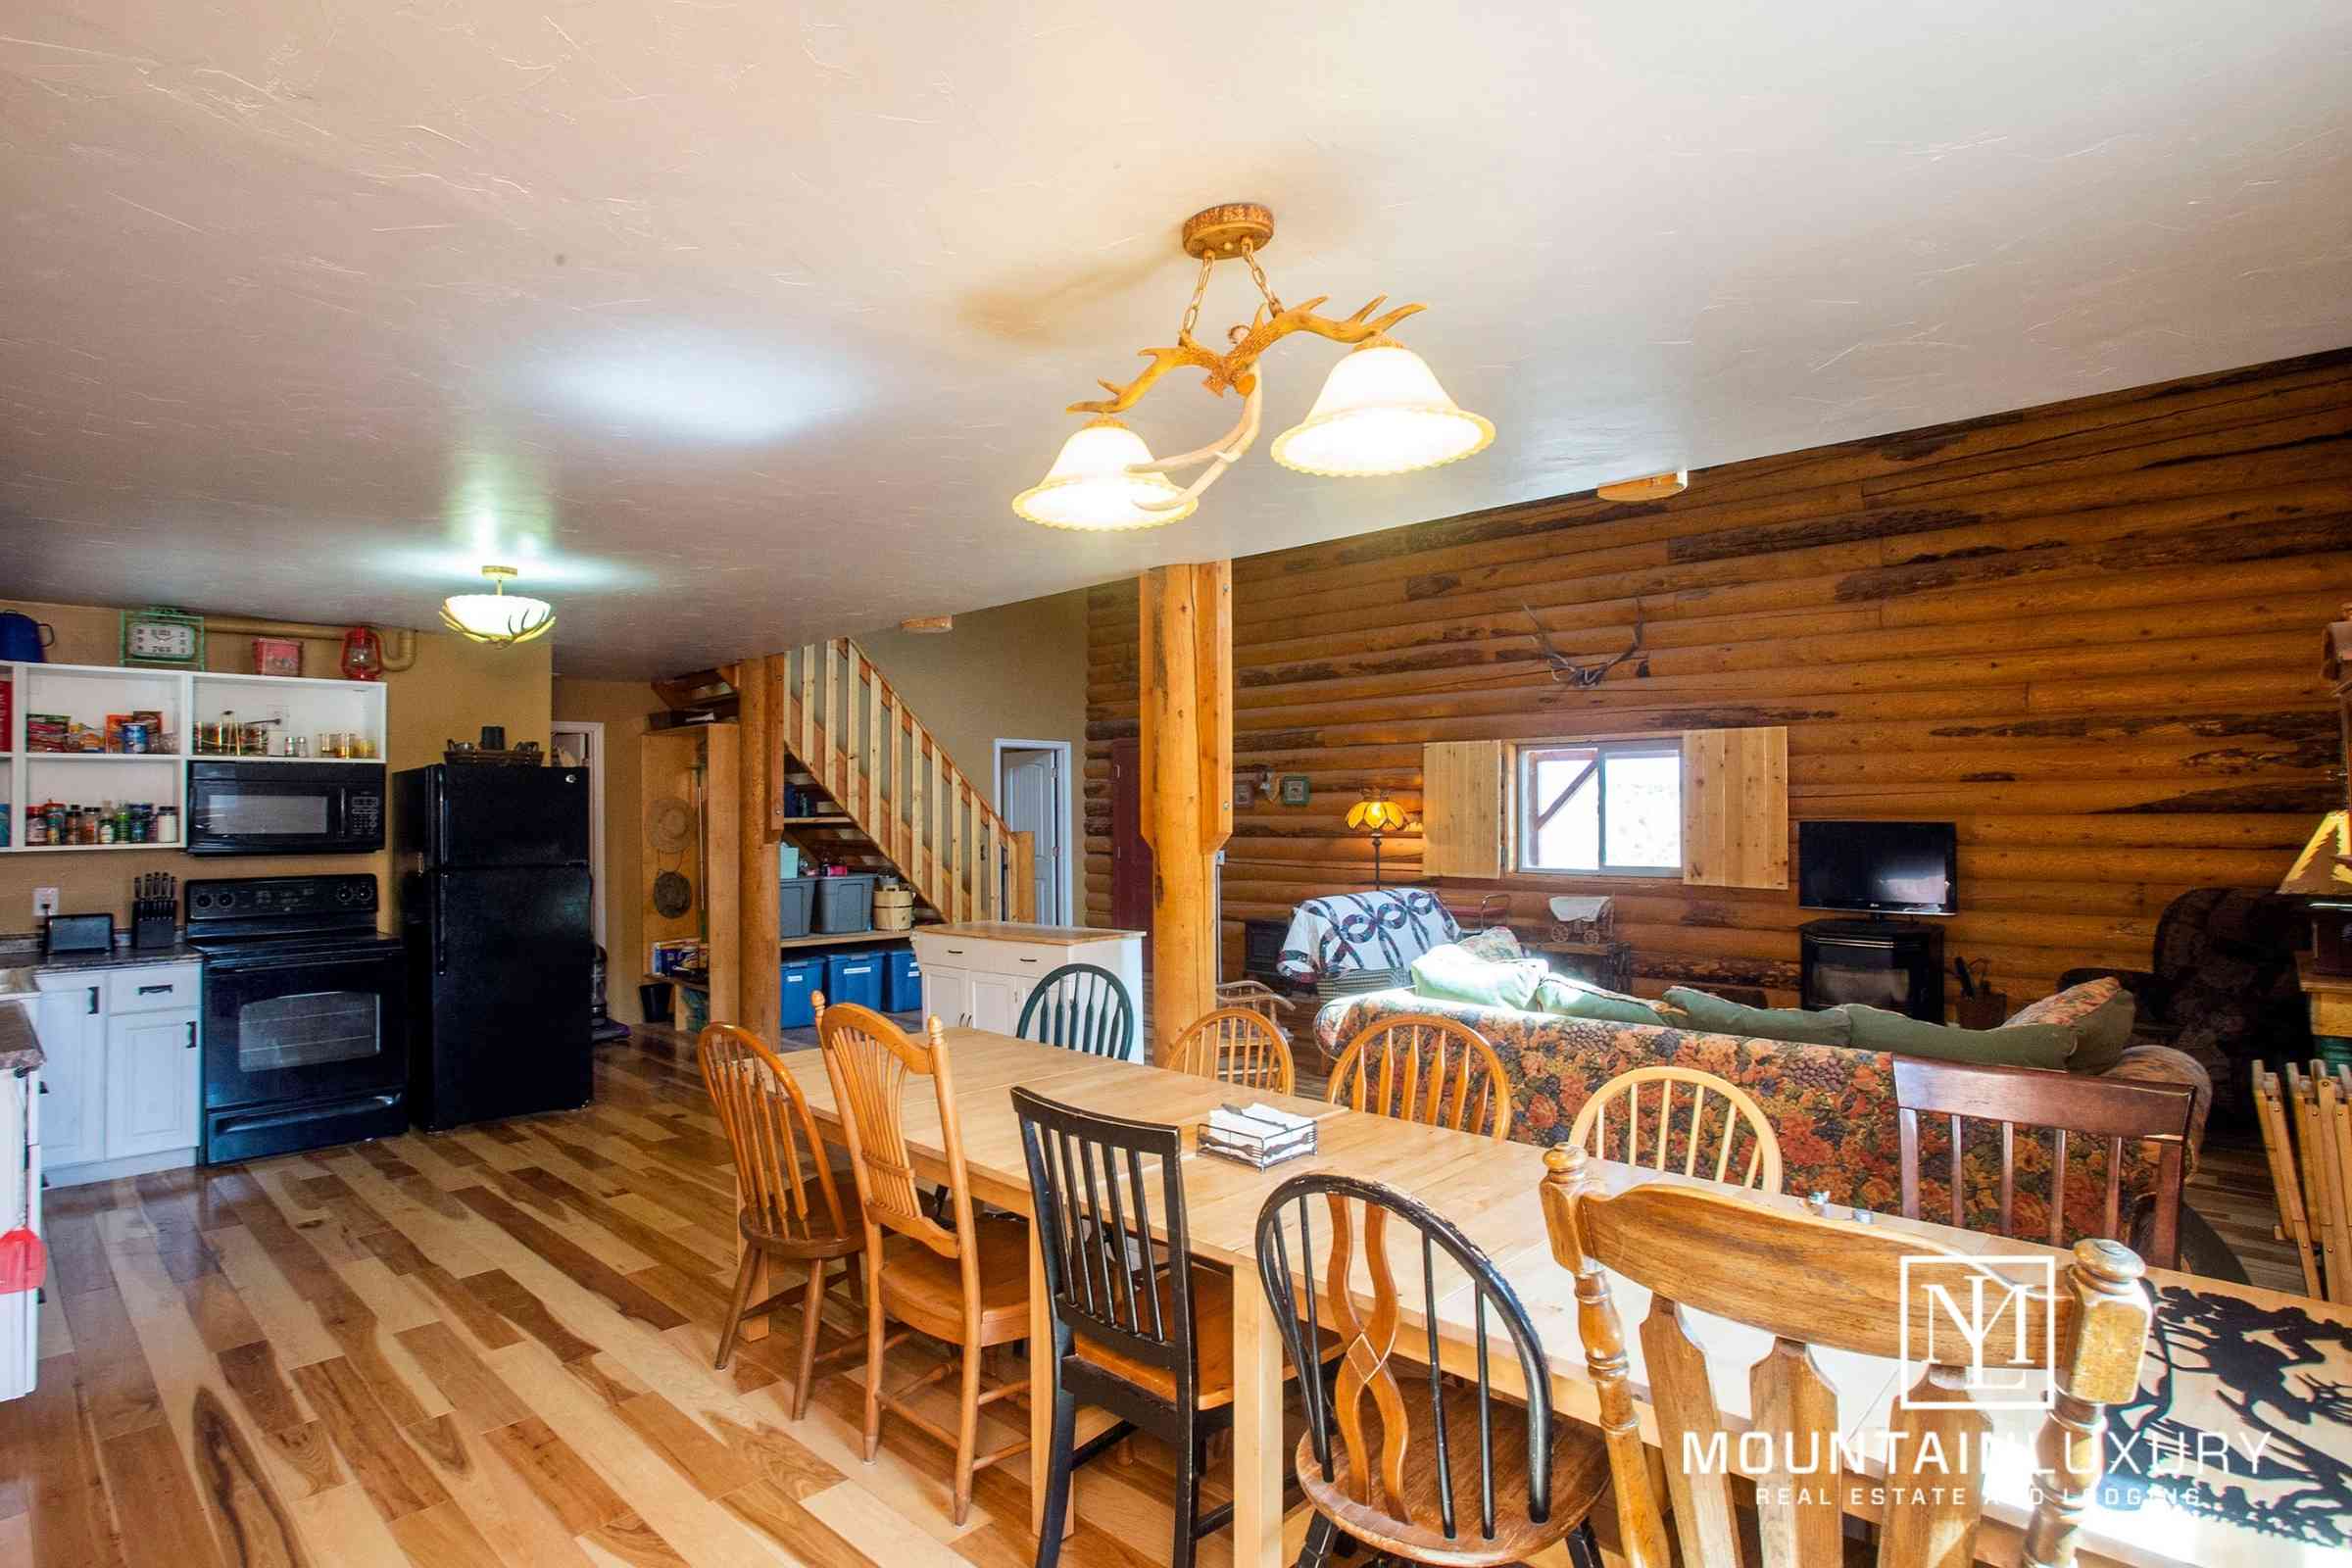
top-left (791, 1258), bottom-right (829, 1421)
top-left (714, 1245), bottom-right (760, 1371)
top-left (1035, 1379), bottom-right (1079, 1568)
top-left (952, 1334), bottom-right (982, 1525)
top-left (861, 1258), bottom-right (886, 1462)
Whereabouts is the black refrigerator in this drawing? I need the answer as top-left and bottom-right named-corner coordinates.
top-left (396, 763), bottom-right (594, 1130)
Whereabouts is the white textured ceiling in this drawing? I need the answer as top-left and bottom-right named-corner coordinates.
top-left (3, 2), bottom-right (2349, 676)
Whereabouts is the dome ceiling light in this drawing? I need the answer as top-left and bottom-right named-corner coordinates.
top-left (440, 564), bottom-right (556, 646)
top-left (1012, 202), bottom-right (1493, 531)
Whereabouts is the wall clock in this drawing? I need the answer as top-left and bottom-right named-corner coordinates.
top-left (122, 606), bottom-right (205, 668)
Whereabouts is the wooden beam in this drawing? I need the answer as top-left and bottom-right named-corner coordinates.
top-left (1140, 562), bottom-right (1233, 1060)
top-left (705, 722), bottom-right (741, 1024)
top-left (736, 661), bottom-right (778, 1042)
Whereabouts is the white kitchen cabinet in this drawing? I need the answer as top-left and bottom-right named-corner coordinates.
top-left (0, 1055), bottom-right (34, 1402)
top-left (30, 975), bottom-right (106, 1170)
top-left (909, 923), bottom-right (1147, 1057)
top-left (105, 1009), bottom-right (200, 1159)
top-left (28, 960), bottom-right (201, 1184)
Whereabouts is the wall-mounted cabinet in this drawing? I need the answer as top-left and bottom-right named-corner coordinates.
top-left (1, 660), bottom-right (388, 853)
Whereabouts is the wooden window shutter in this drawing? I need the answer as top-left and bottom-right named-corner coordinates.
top-left (1421, 741), bottom-right (1506, 878)
top-left (1681, 727), bottom-right (1788, 889)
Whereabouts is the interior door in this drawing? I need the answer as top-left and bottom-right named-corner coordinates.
top-left (550, 722), bottom-right (609, 948)
top-left (1000, 748), bottom-right (1062, 923)
top-left (1110, 738), bottom-right (1153, 933)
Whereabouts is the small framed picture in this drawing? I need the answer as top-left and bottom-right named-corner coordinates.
top-left (1233, 777), bottom-right (1256, 810)
top-left (1278, 774), bottom-right (1311, 807)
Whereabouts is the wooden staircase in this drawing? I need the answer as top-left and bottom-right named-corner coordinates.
top-left (761, 638), bottom-right (1020, 924)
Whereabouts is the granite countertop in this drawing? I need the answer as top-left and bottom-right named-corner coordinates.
top-left (0, 999), bottom-right (43, 1075)
top-left (0, 935), bottom-right (205, 974)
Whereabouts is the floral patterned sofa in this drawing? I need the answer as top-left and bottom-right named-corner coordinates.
top-left (1313, 983), bottom-right (2212, 1251)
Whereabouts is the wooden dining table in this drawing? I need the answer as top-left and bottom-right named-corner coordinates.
top-left (775, 1027), bottom-right (2352, 1568)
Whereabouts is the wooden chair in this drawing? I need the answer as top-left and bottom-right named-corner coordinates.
top-left (696, 1023), bottom-right (863, 1416)
top-left (1540, 1141), bottom-right (2154, 1568)
top-left (1326, 1013), bottom-right (1514, 1140)
top-left (2252, 1064), bottom-right (2325, 1298)
top-left (815, 997), bottom-right (1030, 1523)
top-left (1254, 1172), bottom-right (1609, 1568)
top-left (1016, 962), bottom-right (1138, 1059)
top-left (1569, 1065), bottom-right (1785, 1194)
top-left (1892, 1056), bottom-right (2195, 1270)
top-left (1018, 1088), bottom-right (1331, 1568)
top-left (1167, 1006), bottom-right (1296, 1096)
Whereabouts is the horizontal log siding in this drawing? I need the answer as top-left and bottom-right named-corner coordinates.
top-left (1082, 349), bottom-right (2352, 1008)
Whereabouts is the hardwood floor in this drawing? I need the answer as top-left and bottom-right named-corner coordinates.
top-left (2, 1024), bottom-right (2305, 1566)
top-left (2, 1029), bottom-right (1274, 1568)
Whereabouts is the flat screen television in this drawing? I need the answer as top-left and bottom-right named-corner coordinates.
top-left (1797, 819), bottom-right (1957, 916)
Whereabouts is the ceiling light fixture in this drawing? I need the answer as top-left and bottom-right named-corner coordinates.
top-left (440, 564), bottom-right (556, 646)
top-left (1013, 202), bottom-right (1493, 530)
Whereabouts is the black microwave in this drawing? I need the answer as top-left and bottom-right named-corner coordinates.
top-left (186, 760), bottom-right (387, 857)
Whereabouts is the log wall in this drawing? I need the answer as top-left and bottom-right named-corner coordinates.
top-left (1082, 349), bottom-right (2352, 1007)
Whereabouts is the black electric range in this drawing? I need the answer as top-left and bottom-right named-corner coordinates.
top-left (184, 874), bottom-right (408, 1163)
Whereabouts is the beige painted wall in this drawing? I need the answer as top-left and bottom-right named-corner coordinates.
top-left (552, 675), bottom-right (660, 1023)
top-left (0, 597), bottom-right (552, 932)
top-left (858, 588), bottom-right (1089, 920)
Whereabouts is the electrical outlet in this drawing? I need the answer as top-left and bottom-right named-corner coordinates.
top-left (33, 887), bottom-right (60, 921)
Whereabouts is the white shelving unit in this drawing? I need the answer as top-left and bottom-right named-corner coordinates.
top-left (1, 661), bottom-right (389, 853)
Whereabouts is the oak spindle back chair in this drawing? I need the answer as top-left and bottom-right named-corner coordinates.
top-left (1167, 1006), bottom-right (1297, 1097)
top-left (1326, 1013), bottom-right (1515, 1140)
top-left (1016, 962), bottom-right (1139, 1059)
top-left (1569, 1065), bottom-right (1786, 1194)
top-left (2251, 1064), bottom-right (2325, 1298)
top-left (1540, 1142), bottom-right (2154, 1568)
top-left (1893, 1056), bottom-right (2195, 1270)
top-left (697, 1023), bottom-right (863, 1414)
top-left (1254, 1173), bottom-right (1609, 1568)
top-left (1016, 1089), bottom-right (1223, 1568)
top-left (815, 998), bottom-right (1031, 1524)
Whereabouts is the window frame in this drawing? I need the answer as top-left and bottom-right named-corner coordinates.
top-left (1514, 738), bottom-right (1685, 878)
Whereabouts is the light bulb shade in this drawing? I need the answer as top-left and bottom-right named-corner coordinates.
top-left (1347, 796), bottom-right (1407, 833)
top-left (440, 571), bottom-right (556, 646)
top-left (1012, 417), bottom-right (1198, 530)
top-left (1271, 342), bottom-right (1494, 477)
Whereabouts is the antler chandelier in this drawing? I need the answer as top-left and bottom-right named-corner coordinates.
top-left (1013, 202), bottom-right (1494, 531)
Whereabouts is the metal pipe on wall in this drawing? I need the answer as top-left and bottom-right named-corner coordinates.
top-left (202, 614), bottom-right (418, 672)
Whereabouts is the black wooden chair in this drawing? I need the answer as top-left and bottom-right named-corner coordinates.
top-left (1016, 962), bottom-right (1137, 1059)
top-left (1254, 1173), bottom-right (1609, 1568)
top-left (1016, 1088), bottom-right (1325, 1568)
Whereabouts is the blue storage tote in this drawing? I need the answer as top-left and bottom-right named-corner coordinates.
top-left (823, 948), bottom-right (887, 1011)
top-left (880, 946), bottom-right (921, 1012)
top-left (778, 956), bottom-right (825, 1029)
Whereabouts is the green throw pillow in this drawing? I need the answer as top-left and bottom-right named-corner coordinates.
top-left (1840, 1004), bottom-right (2075, 1071)
top-left (1661, 986), bottom-right (1853, 1047)
top-left (2057, 991), bottom-right (2137, 1075)
top-left (1409, 943), bottom-right (1545, 1011)
top-left (1536, 975), bottom-right (1666, 1026)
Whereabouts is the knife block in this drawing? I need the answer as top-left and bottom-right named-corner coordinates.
top-left (132, 897), bottom-right (177, 950)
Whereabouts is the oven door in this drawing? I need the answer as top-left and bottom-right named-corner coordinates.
top-left (202, 945), bottom-right (408, 1114)
top-left (187, 768), bottom-right (384, 856)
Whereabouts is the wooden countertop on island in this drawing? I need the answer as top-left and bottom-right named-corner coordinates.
top-left (914, 922), bottom-right (1143, 946)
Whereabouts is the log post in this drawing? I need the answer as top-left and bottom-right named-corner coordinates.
top-left (1140, 563), bottom-right (1233, 1061)
top-left (736, 658), bottom-right (779, 1040)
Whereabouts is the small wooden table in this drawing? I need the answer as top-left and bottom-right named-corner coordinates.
top-left (775, 1031), bottom-right (2352, 1568)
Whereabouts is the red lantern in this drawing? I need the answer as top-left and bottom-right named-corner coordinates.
top-left (340, 624), bottom-right (384, 681)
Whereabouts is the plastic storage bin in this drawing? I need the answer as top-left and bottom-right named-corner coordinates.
top-left (880, 946), bottom-right (921, 1012)
top-left (815, 873), bottom-right (878, 934)
top-left (778, 877), bottom-right (817, 939)
top-left (823, 948), bottom-right (886, 1011)
top-left (779, 956), bottom-right (825, 1029)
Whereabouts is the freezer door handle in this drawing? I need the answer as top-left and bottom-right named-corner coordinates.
top-left (433, 879), bottom-right (447, 976)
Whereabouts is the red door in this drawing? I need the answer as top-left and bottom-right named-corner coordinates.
top-left (1110, 738), bottom-right (1153, 933)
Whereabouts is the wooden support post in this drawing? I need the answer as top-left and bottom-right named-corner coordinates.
top-left (706, 723), bottom-right (741, 1024)
top-left (1139, 562), bottom-right (1233, 1061)
top-left (737, 659), bottom-right (779, 1042)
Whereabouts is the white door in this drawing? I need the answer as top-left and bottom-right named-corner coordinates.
top-left (998, 746), bottom-right (1063, 923)
top-left (105, 1008), bottom-right (199, 1159)
top-left (968, 973), bottom-right (1025, 1035)
top-left (551, 720), bottom-right (609, 950)
top-left (31, 977), bottom-right (105, 1169)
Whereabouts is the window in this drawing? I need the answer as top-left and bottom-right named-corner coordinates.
top-left (1518, 742), bottom-right (1682, 875)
